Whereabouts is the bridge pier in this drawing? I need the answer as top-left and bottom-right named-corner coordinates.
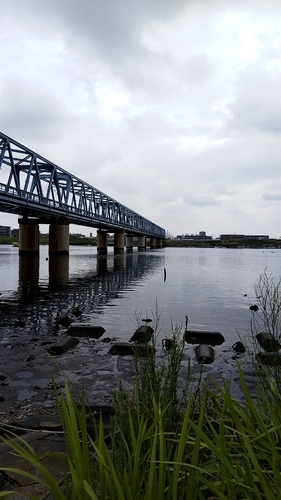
top-left (125, 235), bottom-right (133, 251)
top-left (114, 231), bottom-right (124, 253)
top-left (156, 238), bottom-right (163, 248)
top-left (49, 220), bottom-right (69, 255)
top-left (97, 230), bottom-right (107, 254)
top-left (150, 237), bottom-right (156, 249)
top-left (138, 235), bottom-right (146, 251)
top-left (19, 219), bottom-right (40, 255)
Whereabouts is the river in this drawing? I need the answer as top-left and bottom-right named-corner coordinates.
top-left (0, 244), bottom-right (280, 345)
top-left (0, 244), bottom-right (280, 419)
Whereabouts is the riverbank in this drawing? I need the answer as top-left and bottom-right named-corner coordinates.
top-left (1, 235), bottom-right (280, 249)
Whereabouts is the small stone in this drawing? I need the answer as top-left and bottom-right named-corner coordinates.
top-left (66, 325), bottom-right (105, 338)
top-left (58, 316), bottom-right (73, 327)
top-left (48, 337), bottom-right (79, 355)
top-left (232, 341), bottom-right (246, 353)
top-left (130, 325), bottom-right (154, 343)
top-left (249, 304), bottom-right (259, 312)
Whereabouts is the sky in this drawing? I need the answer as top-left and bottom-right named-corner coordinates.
top-left (0, 0), bottom-right (281, 239)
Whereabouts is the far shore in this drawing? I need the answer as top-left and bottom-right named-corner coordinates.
top-left (0, 235), bottom-right (280, 249)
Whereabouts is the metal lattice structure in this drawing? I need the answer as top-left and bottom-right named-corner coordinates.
top-left (0, 132), bottom-right (165, 238)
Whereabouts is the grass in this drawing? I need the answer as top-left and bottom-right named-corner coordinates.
top-left (1, 365), bottom-right (281, 499)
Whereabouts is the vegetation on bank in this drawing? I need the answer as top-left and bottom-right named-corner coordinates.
top-left (0, 273), bottom-right (281, 498)
top-left (1, 235), bottom-right (280, 249)
top-left (0, 236), bottom-right (97, 246)
top-left (164, 237), bottom-right (281, 249)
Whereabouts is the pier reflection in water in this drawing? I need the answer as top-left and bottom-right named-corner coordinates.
top-left (11, 248), bottom-right (164, 341)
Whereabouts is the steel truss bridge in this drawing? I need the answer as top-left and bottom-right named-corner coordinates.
top-left (0, 132), bottom-right (165, 238)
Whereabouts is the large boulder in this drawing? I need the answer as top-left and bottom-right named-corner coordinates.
top-left (184, 330), bottom-right (225, 346)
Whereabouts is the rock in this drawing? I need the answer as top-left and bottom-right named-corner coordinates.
top-left (256, 332), bottom-right (281, 352)
top-left (232, 341), bottom-right (246, 353)
top-left (109, 342), bottom-right (155, 357)
top-left (48, 337), bottom-right (79, 355)
top-left (184, 330), bottom-right (225, 346)
top-left (130, 325), bottom-right (154, 343)
top-left (58, 316), bottom-right (73, 327)
top-left (249, 305), bottom-right (259, 312)
top-left (8, 415), bottom-right (62, 432)
top-left (66, 325), bottom-right (105, 338)
top-left (162, 338), bottom-right (176, 350)
top-left (71, 306), bottom-right (82, 317)
top-left (195, 345), bottom-right (215, 364)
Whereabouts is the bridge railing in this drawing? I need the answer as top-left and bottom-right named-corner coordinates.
top-left (0, 182), bottom-right (165, 238)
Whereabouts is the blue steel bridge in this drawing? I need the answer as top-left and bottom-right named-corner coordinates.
top-left (0, 132), bottom-right (165, 239)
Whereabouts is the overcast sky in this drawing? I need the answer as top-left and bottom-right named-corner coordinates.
top-left (1, 0), bottom-right (281, 238)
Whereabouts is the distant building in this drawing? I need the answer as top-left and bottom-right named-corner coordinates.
top-left (70, 233), bottom-right (86, 238)
top-left (220, 234), bottom-right (269, 241)
top-left (0, 225), bottom-right (11, 237)
top-left (176, 231), bottom-right (212, 241)
top-left (11, 228), bottom-right (19, 237)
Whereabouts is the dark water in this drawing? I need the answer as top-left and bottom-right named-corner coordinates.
top-left (0, 244), bottom-right (280, 346)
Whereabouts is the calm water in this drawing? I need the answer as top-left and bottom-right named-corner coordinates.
top-left (0, 244), bottom-right (280, 347)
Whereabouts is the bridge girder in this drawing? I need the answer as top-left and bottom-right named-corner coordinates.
top-left (0, 132), bottom-right (165, 238)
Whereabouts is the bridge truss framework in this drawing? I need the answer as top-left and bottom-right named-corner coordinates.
top-left (0, 132), bottom-right (165, 239)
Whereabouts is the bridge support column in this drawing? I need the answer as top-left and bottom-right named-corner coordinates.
top-left (138, 235), bottom-right (146, 251)
top-left (19, 219), bottom-right (39, 255)
top-left (156, 238), bottom-right (163, 248)
top-left (126, 235), bottom-right (133, 251)
top-left (114, 231), bottom-right (124, 253)
top-left (150, 237), bottom-right (156, 249)
top-left (49, 220), bottom-right (69, 255)
top-left (97, 230), bottom-right (107, 254)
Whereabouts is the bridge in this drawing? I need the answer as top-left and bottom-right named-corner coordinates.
top-left (0, 132), bottom-right (165, 254)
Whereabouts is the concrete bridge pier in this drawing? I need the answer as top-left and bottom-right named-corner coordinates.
top-left (19, 218), bottom-right (40, 255)
top-left (125, 235), bottom-right (133, 251)
top-left (114, 231), bottom-right (124, 253)
top-left (150, 237), bottom-right (156, 249)
top-left (156, 238), bottom-right (163, 248)
top-left (49, 219), bottom-right (70, 255)
top-left (97, 230), bottom-right (107, 254)
top-left (138, 235), bottom-right (146, 251)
